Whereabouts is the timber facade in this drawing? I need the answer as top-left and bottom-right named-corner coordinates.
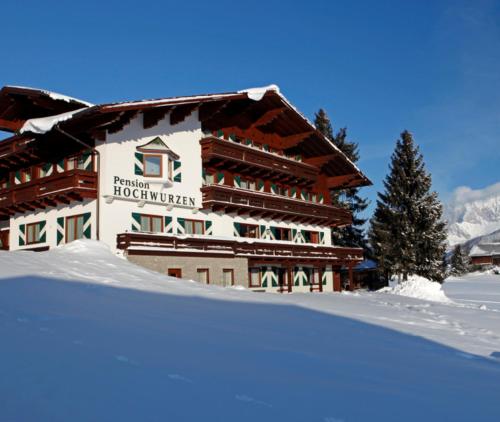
top-left (0, 85), bottom-right (371, 292)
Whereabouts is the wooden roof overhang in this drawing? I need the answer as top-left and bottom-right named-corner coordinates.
top-left (0, 86), bottom-right (90, 133)
top-left (49, 89), bottom-right (370, 188)
top-left (2, 86), bottom-right (371, 190)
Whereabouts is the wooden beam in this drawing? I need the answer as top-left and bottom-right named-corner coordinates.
top-left (326, 174), bottom-right (359, 189)
top-left (304, 154), bottom-right (338, 167)
top-left (198, 100), bottom-right (230, 123)
top-left (275, 131), bottom-right (315, 149)
top-left (143, 107), bottom-right (170, 129)
top-left (242, 107), bottom-right (286, 130)
top-left (0, 118), bottom-right (24, 132)
top-left (170, 104), bottom-right (198, 125)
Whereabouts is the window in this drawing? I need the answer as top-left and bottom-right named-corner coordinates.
top-left (303, 231), bottom-right (319, 244)
top-left (239, 177), bottom-right (256, 191)
top-left (197, 268), bottom-right (209, 284)
top-left (274, 227), bottom-right (292, 241)
top-left (140, 215), bottom-right (163, 233)
top-left (143, 154), bottom-right (162, 177)
top-left (26, 222), bottom-right (43, 245)
top-left (239, 224), bottom-right (259, 238)
top-left (249, 268), bottom-right (261, 288)
top-left (222, 269), bottom-right (234, 287)
top-left (184, 219), bottom-right (204, 235)
top-left (168, 268), bottom-right (182, 278)
top-left (66, 215), bottom-right (85, 243)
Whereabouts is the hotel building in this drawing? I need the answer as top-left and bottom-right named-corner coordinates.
top-left (0, 85), bottom-right (371, 292)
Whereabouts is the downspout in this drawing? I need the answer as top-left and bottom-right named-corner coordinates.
top-left (55, 126), bottom-right (101, 241)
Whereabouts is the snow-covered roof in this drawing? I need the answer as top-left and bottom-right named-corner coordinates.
top-left (4, 85), bottom-right (94, 107)
top-left (19, 108), bottom-right (88, 135)
top-left (355, 259), bottom-right (377, 271)
top-left (469, 243), bottom-right (500, 257)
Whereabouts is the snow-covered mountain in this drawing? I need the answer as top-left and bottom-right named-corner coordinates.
top-left (445, 182), bottom-right (500, 247)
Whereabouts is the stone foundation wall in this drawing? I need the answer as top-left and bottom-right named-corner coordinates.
top-left (126, 253), bottom-right (249, 287)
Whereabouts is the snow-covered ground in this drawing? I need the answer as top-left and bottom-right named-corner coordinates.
top-left (1, 241), bottom-right (499, 421)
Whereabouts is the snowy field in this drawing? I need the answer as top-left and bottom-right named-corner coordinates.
top-left (1, 241), bottom-right (500, 421)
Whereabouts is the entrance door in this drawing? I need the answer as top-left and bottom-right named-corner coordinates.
top-left (277, 268), bottom-right (290, 293)
top-left (168, 268), bottom-right (182, 278)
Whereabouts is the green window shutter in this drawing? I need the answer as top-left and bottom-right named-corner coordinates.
top-left (263, 144), bottom-right (269, 152)
top-left (57, 159), bottom-right (65, 173)
top-left (57, 217), bottom-right (65, 245)
top-left (173, 160), bottom-right (182, 182)
top-left (245, 138), bottom-right (252, 146)
top-left (233, 222), bottom-right (241, 237)
top-left (217, 172), bottom-right (225, 184)
top-left (301, 230), bottom-right (306, 243)
top-left (261, 268), bottom-right (268, 288)
top-left (39, 221), bottom-right (46, 243)
top-left (204, 220), bottom-right (212, 235)
top-left (291, 187), bottom-right (297, 198)
top-left (165, 216), bottom-right (173, 233)
top-left (259, 225), bottom-right (266, 239)
top-left (295, 154), bottom-right (302, 162)
top-left (292, 229), bottom-right (297, 243)
top-left (132, 212), bottom-right (141, 231)
top-left (257, 180), bottom-right (264, 192)
top-left (134, 152), bottom-right (144, 175)
top-left (229, 133), bottom-right (236, 142)
top-left (14, 170), bottom-right (21, 185)
top-left (177, 217), bottom-right (185, 234)
top-left (271, 183), bottom-right (278, 194)
top-left (19, 224), bottom-right (25, 246)
top-left (234, 175), bottom-right (241, 188)
top-left (82, 212), bottom-right (92, 238)
top-left (320, 232), bottom-right (325, 245)
top-left (271, 268), bottom-right (278, 287)
top-left (270, 226), bottom-right (278, 239)
top-left (217, 129), bottom-right (224, 138)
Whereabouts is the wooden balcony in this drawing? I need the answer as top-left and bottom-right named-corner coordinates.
top-left (117, 232), bottom-right (363, 266)
top-left (0, 136), bottom-right (38, 169)
top-left (201, 136), bottom-right (318, 184)
top-left (201, 184), bottom-right (352, 226)
top-left (0, 170), bottom-right (97, 216)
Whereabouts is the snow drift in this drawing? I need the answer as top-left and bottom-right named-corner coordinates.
top-left (1, 241), bottom-right (500, 421)
top-left (379, 275), bottom-right (453, 303)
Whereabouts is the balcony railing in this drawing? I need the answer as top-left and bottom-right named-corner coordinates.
top-left (117, 232), bottom-right (363, 264)
top-left (0, 170), bottom-right (97, 215)
top-left (201, 136), bottom-right (318, 184)
top-left (200, 184), bottom-right (352, 226)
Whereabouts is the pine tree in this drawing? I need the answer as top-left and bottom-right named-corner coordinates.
top-left (369, 131), bottom-right (447, 282)
top-left (450, 244), bottom-right (470, 276)
top-left (314, 109), bottom-right (369, 248)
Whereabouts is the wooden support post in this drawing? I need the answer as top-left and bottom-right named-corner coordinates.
top-left (333, 270), bottom-right (341, 292)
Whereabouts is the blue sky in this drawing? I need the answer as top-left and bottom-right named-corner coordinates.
top-left (1, 0), bottom-right (499, 218)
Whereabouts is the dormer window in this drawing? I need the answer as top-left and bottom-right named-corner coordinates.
top-left (137, 137), bottom-right (179, 181)
top-left (143, 154), bottom-right (162, 177)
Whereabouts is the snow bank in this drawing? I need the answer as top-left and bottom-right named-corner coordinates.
top-left (20, 108), bottom-right (87, 134)
top-left (379, 275), bottom-right (453, 303)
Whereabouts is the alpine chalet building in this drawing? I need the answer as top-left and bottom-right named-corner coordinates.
top-left (0, 85), bottom-right (371, 292)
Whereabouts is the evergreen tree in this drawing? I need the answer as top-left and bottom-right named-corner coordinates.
top-left (450, 244), bottom-right (470, 276)
top-left (314, 109), bottom-right (369, 248)
top-left (369, 131), bottom-right (447, 282)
